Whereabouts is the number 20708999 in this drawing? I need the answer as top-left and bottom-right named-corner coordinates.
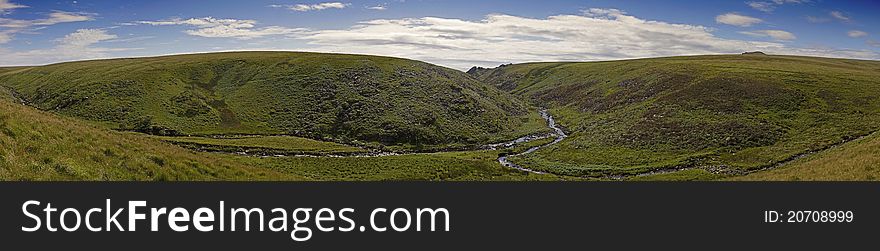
top-left (763, 210), bottom-right (854, 223)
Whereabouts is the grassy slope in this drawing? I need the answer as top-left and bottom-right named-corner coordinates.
top-left (0, 87), bottom-right (303, 181)
top-left (244, 150), bottom-right (572, 181)
top-left (6, 53), bottom-right (877, 181)
top-left (475, 54), bottom-right (880, 178)
top-left (154, 135), bottom-right (367, 155)
top-left (1, 86), bottom-right (566, 181)
top-left (0, 67), bottom-right (30, 75)
top-left (0, 52), bottom-right (542, 147)
top-left (730, 132), bottom-right (880, 181)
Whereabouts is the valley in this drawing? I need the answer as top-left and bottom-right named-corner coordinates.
top-left (473, 54), bottom-right (880, 180)
top-left (1, 52), bottom-right (879, 181)
top-left (497, 109), bottom-right (567, 174)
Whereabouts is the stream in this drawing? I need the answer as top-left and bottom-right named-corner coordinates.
top-left (497, 109), bottom-right (567, 174)
top-left (160, 108), bottom-right (570, 172)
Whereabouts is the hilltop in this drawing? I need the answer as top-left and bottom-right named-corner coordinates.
top-left (0, 52), bottom-right (543, 147)
top-left (473, 55), bottom-right (880, 177)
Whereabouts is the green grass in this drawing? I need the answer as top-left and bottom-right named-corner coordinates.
top-left (0, 87), bottom-right (566, 181)
top-left (475, 54), bottom-right (880, 178)
top-left (730, 131), bottom-right (880, 181)
top-left (0, 67), bottom-right (30, 76)
top-left (1, 59), bottom-right (560, 181)
top-left (239, 150), bottom-right (573, 181)
top-left (5, 52), bottom-right (880, 181)
top-left (153, 135), bottom-right (367, 155)
top-left (0, 51), bottom-right (541, 147)
top-left (627, 169), bottom-right (724, 181)
top-left (0, 89), bottom-right (304, 181)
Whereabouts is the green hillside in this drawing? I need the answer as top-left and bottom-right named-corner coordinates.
top-left (153, 135), bottom-right (368, 156)
top-left (474, 54), bottom-right (880, 177)
top-left (0, 85), bottom-right (565, 181)
top-left (0, 86), bottom-right (302, 181)
top-left (730, 131), bottom-right (880, 181)
top-left (0, 52), bottom-right (542, 147)
top-left (4, 52), bottom-right (879, 181)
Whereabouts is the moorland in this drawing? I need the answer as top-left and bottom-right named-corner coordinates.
top-left (1, 52), bottom-right (878, 181)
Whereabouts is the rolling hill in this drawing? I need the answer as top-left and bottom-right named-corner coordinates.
top-left (3, 51), bottom-right (879, 181)
top-left (473, 54), bottom-right (880, 178)
top-left (0, 86), bottom-right (302, 181)
top-left (0, 84), bottom-right (564, 181)
top-left (0, 52), bottom-right (543, 147)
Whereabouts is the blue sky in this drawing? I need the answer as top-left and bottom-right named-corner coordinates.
top-left (1, 0), bottom-right (878, 69)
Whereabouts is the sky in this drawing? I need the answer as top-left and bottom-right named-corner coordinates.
top-left (1, 0), bottom-right (879, 70)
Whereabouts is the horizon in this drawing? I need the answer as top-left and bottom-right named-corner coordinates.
top-left (3, 50), bottom-right (877, 72)
top-left (1, 0), bottom-right (879, 70)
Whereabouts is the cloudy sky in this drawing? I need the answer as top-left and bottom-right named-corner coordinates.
top-left (1, 0), bottom-right (878, 70)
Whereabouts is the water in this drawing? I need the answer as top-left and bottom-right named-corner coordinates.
top-left (181, 109), bottom-right (567, 167)
top-left (497, 109), bottom-right (567, 174)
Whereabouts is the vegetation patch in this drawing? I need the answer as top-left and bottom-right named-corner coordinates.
top-left (155, 135), bottom-right (368, 156)
top-left (475, 55), bottom-right (880, 177)
top-left (0, 52), bottom-right (542, 148)
top-left (0, 94), bottom-right (301, 181)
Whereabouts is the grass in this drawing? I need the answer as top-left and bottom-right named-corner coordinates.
top-left (0, 88), bottom-right (304, 181)
top-left (153, 135), bottom-right (367, 155)
top-left (729, 131), bottom-right (880, 181)
top-left (239, 150), bottom-right (572, 181)
top-left (627, 169), bottom-right (724, 181)
top-left (4, 52), bottom-right (880, 181)
top-left (0, 86), bottom-right (566, 181)
top-left (0, 51), bottom-right (541, 148)
top-left (475, 54), bottom-right (880, 178)
top-left (0, 88), bottom-right (576, 181)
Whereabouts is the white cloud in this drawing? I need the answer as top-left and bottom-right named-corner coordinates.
top-left (0, 0), bottom-right (26, 15)
top-left (138, 17), bottom-right (307, 39)
top-left (716, 13), bottom-right (762, 27)
top-left (772, 0), bottom-right (805, 3)
top-left (0, 17), bottom-right (29, 28)
top-left (139, 17), bottom-right (254, 27)
top-left (747, 0), bottom-right (806, 12)
top-left (740, 30), bottom-right (797, 41)
top-left (5, 7), bottom-right (877, 70)
top-left (0, 11), bottom-right (93, 44)
top-left (0, 30), bottom-right (13, 43)
top-left (810, 11), bottom-right (853, 24)
top-left (847, 30), bottom-right (867, 38)
top-left (33, 11), bottom-right (93, 25)
top-left (58, 29), bottom-right (117, 47)
top-left (271, 2), bottom-right (349, 12)
top-left (0, 11), bottom-right (93, 28)
top-left (1, 29), bottom-right (136, 66)
top-left (830, 11), bottom-right (850, 22)
top-left (293, 10), bottom-right (876, 70)
top-left (868, 40), bottom-right (880, 48)
top-left (747, 2), bottom-right (775, 12)
top-left (367, 5), bottom-right (387, 10)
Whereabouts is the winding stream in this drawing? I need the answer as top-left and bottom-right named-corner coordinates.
top-left (497, 109), bottom-right (567, 174)
top-left (160, 108), bottom-right (570, 173)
